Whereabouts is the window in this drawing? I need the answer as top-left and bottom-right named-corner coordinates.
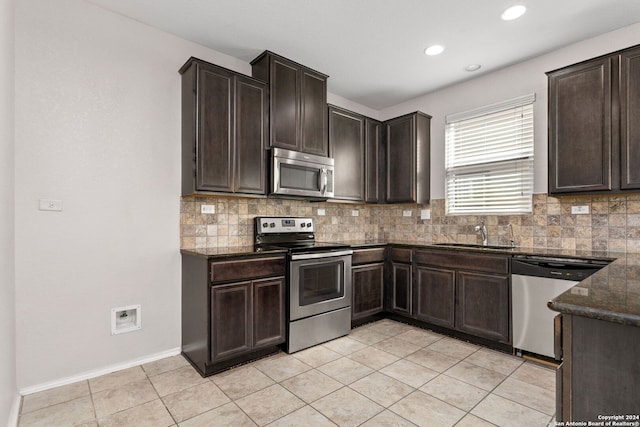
top-left (445, 94), bottom-right (534, 215)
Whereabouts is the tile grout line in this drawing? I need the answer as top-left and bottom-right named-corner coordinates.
top-left (18, 320), bottom-right (557, 427)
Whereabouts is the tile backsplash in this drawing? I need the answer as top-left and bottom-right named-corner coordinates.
top-left (180, 193), bottom-right (640, 253)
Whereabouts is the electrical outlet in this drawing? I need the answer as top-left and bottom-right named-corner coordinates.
top-left (420, 209), bottom-right (431, 220)
top-left (351, 210), bottom-right (359, 217)
top-left (571, 287), bottom-right (589, 296)
top-left (317, 208), bottom-right (326, 216)
top-left (39, 199), bottom-right (63, 212)
top-left (571, 205), bottom-right (589, 215)
top-left (403, 210), bottom-right (412, 217)
top-left (201, 204), bottom-right (215, 214)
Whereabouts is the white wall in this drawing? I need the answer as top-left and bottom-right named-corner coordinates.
top-left (327, 92), bottom-right (380, 120)
top-left (13, 0), bottom-right (375, 392)
top-left (1, 0), bottom-right (17, 421)
top-left (13, 0), bottom-right (640, 392)
top-left (381, 23), bottom-right (640, 199)
top-left (13, 0), bottom-right (255, 390)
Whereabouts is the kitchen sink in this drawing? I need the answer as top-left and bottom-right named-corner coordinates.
top-left (433, 243), bottom-right (515, 250)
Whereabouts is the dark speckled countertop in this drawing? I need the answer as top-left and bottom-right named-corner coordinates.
top-left (180, 246), bottom-right (286, 258)
top-left (546, 252), bottom-right (640, 327)
top-left (182, 242), bottom-right (639, 327)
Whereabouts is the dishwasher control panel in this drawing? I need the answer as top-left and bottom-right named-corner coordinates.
top-left (511, 256), bottom-right (610, 281)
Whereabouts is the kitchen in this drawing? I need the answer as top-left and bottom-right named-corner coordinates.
top-left (2, 0), bottom-right (640, 426)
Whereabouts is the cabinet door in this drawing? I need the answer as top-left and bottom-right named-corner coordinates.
top-left (352, 263), bottom-right (384, 320)
top-left (455, 271), bottom-right (510, 343)
top-left (365, 118), bottom-right (382, 203)
top-left (235, 75), bottom-right (267, 194)
top-left (301, 70), bottom-right (328, 156)
top-left (211, 282), bottom-right (251, 361)
top-left (271, 58), bottom-right (300, 151)
top-left (387, 262), bottom-right (412, 315)
top-left (386, 115), bottom-right (415, 203)
top-left (197, 65), bottom-right (233, 192)
top-left (414, 265), bottom-right (455, 328)
top-left (329, 106), bottom-right (365, 201)
top-left (252, 277), bottom-right (285, 349)
top-left (548, 57), bottom-right (613, 193)
top-left (620, 46), bottom-right (640, 190)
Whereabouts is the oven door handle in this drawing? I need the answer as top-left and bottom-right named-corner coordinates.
top-left (290, 250), bottom-right (353, 261)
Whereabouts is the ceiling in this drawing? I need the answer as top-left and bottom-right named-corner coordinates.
top-left (88, 0), bottom-right (640, 110)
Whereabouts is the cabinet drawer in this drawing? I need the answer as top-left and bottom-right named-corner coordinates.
top-left (414, 250), bottom-right (508, 274)
top-left (209, 256), bottom-right (286, 283)
top-left (389, 247), bottom-right (412, 263)
top-left (352, 247), bottom-right (386, 265)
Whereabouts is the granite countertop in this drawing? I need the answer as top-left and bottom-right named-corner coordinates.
top-left (181, 241), bottom-right (640, 327)
top-left (180, 246), bottom-right (286, 258)
top-left (547, 252), bottom-right (640, 327)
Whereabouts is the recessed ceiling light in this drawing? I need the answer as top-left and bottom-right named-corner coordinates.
top-left (424, 45), bottom-right (445, 56)
top-left (501, 5), bottom-right (526, 20)
top-left (465, 64), bottom-right (482, 72)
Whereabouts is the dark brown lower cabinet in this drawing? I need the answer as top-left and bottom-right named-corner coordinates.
top-left (413, 265), bottom-right (455, 328)
top-left (455, 271), bottom-right (510, 343)
top-left (385, 247), bottom-right (413, 315)
top-left (389, 262), bottom-right (412, 315)
top-left (252, 278), bottom-right (286, 348)
top-left (411, 249), bottom-right (511, 345)
top-left (351, 247), bottom-right (386, 322)
top-left (211, 282), bottom-right (251, 361)
top-left (352, 263), bottom-right (384, 320)
top-left (558, 314), bottom-right (640, 422)
top-left (182, 253), bottom-right (285, 377)
top-left (211, 277), bottom-right (285, 362)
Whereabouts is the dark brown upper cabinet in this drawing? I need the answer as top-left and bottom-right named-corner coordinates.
top-left (620, 46), bottom-right (640, 190)
top-left (328, 105), bottom-right (365, 202)
top-left (252, 51), bottom-right (329, 156)
top-left (548, 44), bottom-right (640, 194)
top-left (384, 112), bottom-right (431, 204)
top-left (328, 105), bottom-right (383, 203)
top-left (365, 118), bottom-right (383, 203)
top-left (180, 58), bottom-right (267, 196)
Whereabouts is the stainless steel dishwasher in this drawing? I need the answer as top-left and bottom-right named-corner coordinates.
top-left (511, 255), bottom-right (608, 359)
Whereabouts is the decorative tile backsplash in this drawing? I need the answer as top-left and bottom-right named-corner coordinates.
top-left (180, 193), bottom-right (640, 253)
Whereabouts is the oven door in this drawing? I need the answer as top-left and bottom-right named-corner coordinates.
top-left (289, 250), bottom-right (352, 321)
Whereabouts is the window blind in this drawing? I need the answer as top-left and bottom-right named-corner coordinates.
top-left (445, 95), bottom-right (534, 215)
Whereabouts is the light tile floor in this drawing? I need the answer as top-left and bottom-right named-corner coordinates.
top-left (18, 319), bottom-right (557, 427)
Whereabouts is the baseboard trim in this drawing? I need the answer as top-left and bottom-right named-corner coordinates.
top-left (7, 393), bottom-right (21, 427)
top-left (19, 347), bottom-right (181, 396)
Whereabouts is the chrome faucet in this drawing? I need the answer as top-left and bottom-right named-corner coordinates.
top-left (474, 221), bottom-right (488, 246)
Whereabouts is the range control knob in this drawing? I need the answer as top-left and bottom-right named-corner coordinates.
top-left (307, 222), bottom-right (312, 228)
top-left (262, 222), bottom-right (268, 228)
top-left (269, 222), bottom-right (275, 228)
top-left (301, 223), bottom-right (306, 228)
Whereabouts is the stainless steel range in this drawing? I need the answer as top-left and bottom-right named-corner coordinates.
top-left (254, 217), bottom-right (352, 353)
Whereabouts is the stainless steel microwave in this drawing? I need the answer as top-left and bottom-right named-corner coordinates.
top-left (271, 148), bottom-right (334, 199)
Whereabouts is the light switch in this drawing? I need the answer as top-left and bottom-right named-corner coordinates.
top-left (403, 210), bottom-right (412, 217)
top-left (420, 209), bottom-right (431, 220)
top-left (317, 208), bottom-right (326, 216)
top-left (39, 199), bottom-right (62, 212)
top-left (351, 210), bottom-right (359, 217)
